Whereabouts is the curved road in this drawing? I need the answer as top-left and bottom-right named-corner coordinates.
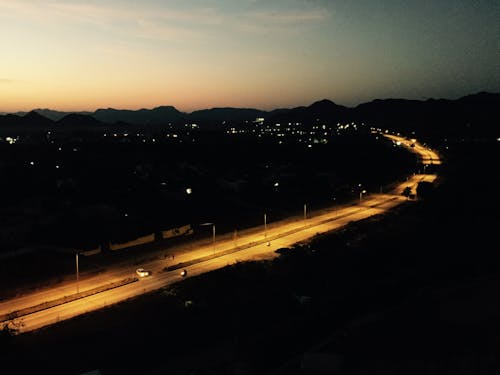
top-left (0, 133), bottom-right (439, 334)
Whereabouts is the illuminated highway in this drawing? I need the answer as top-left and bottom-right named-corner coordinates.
top-left (0, 133), bottom-right (439, 334)
top-left (383, 133), bottom-right (441, 165)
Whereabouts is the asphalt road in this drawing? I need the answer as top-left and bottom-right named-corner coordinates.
top-left (0, 133), bottom-right (438, 334)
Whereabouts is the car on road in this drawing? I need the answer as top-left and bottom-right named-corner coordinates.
top-left (180, 269), bottom-right (187, 277)
top-left (136, 268), bottom-right (150, 277)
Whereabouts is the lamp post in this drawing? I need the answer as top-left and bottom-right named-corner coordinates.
top-left (264, 213), bottom-right (267, 239)
top-left (359, 189), bottom-right (367, 201)
top-left (303, 203), bottom-right (307, 220)
top-left (212, 224), bottom-right (215, 255)
top-left (75, 252), bottom-right (79, 294)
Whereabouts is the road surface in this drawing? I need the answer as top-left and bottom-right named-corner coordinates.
top-left (0, 133), bottom-right (439, 334)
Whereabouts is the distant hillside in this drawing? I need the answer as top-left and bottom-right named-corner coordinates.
top-left (353, 92), bottom-right (500, 139)
top-left (189, 107), bottom-right (267, 126)
top-left (266, 99), bottom-right (351, 125)
top-left (1, 92), bottom-right (499, 140)
top-left (13, 109), bottom-right (92, 121)
top-left (92, 105), bottom-right (185, 125)
top-left (0, 110), bottom-right (53, 130)
top-left (56, 113), bottom-right (104, 129)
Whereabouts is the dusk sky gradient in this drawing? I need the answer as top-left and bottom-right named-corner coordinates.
top-left (1, 0), bottom-right (499, 113)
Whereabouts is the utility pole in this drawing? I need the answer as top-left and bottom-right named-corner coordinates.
top-left (212, 224), bottom-right (216, 255)
top-left (75, 252), bottom-right (79, 294)
top-left (359, 189), bottom-right (366, 201)
top-left (264, 213), bottom-right (267, 238)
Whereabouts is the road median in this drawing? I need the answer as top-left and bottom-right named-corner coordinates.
top-left (0, 276), bottom-right (138, 323)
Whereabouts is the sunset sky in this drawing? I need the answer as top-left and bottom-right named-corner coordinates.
top-left (1, 0), bottom-right (499, 113)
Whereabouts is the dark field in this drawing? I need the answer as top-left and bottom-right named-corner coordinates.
top-left (2, 139), bottom-right (499, 374)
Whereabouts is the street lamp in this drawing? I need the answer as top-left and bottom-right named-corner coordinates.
top-left (303, 203), bottom-right (307, 220)
top-left (212, 224), bottom-right (215, 255)
top-left (359, 189), bottom-right (367, 201)
top-left (75, 252), bottom-right (79, 294)
top-left (264, 213), bottom-right (267, 239)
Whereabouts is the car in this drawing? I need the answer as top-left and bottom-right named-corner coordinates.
top-left (136, 268), bottom-right (150, 277)
top-left (180, 269), bottom-right (187, 277)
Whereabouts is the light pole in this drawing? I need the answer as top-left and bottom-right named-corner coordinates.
top-left (212, 224), bottom-right (215, 255)
top-left (303, 203), bottom-right (307, 220)
top-left (264, 213), bottom-right (267, 239)
top-left (75, 252), bottom-right (79, 294)
top-left (359, 189), bottom-right (367, 201)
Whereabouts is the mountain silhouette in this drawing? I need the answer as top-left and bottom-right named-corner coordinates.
top-left (57, 113), bottom-right (104, 128)
top-left (189, 107), bottom-right (267, 125)
top-left (1, 92), bottom-right (499, 140)
top-left (92, 105), bottom-right (184, 125)
top-left (267, 99), bottom-right (350, 124)
top-left (353, 92), bottom-right (500, 138)
top-left (13, 108), bottom-right (91, 121)
top-left (19, 111), bottom-right (54, 128)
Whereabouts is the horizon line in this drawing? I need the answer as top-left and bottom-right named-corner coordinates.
top-left (1, 90), bottom-right (496, 115)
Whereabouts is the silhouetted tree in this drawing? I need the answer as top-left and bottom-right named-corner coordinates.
top-left (402, 186), bottom-right (412, 197)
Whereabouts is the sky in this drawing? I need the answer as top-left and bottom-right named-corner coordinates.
top-left (1, 0), bottom-right (499, 113)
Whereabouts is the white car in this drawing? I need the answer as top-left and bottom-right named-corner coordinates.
top-left (136, 268), bottom-right (150, 277)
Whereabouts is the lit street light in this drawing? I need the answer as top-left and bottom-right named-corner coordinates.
top-left (359, 189), bottom-right (367, 201)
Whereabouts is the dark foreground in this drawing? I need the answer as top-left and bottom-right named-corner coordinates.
top-left (2, 139), bottom-right (500, 375)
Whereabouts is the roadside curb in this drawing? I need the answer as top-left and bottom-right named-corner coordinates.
top-left (0, 277), bottom-right (138, 323)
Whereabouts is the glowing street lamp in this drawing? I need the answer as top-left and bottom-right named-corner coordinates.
top-left (359, 189), bottom-right (367, 201)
